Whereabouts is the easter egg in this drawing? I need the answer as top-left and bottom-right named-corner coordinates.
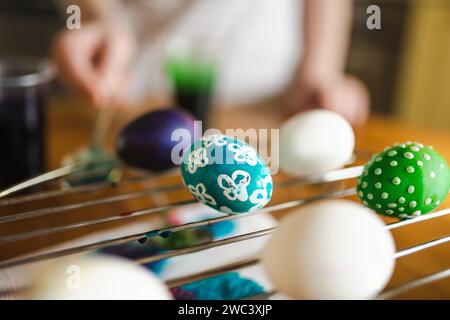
top-left (28, 254), bottom-right (172, 300)
top-left (357, 142), bottom-right (450, 219)
top-left (181, 134), bottom-right (273, 214)
top-left (117, 108), bottom-right (196, 171)
top-left (261, 200), bottom-right (395, 300)
top-left (279, 110), bottom-right (355, 176)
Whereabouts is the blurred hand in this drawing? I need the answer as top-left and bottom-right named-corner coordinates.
top-left (52, 22), bottom-right (136, 108)
top-left (286, 67), bottom-right (370, 126)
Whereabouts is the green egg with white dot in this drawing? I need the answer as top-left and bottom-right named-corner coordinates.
top-left (357, 142), bottom-right (450, 219)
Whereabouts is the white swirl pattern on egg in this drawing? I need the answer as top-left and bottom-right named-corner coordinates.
top-left (182, 134), bottom-right (273, 214)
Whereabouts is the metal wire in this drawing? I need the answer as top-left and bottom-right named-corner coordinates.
top-left (0, 199), bottom-right (196, 245)
top-left (0, 182), bottom-right (449, 267)
top-left (386, 208), bottom-right (450, 230)
top-left (1, 226), bottom-right (448, 299)
top-left (166, 258), bottom-right (260, 289)
top-left (0, 188), bottom-right (356, 265)
top-left (243, 268), bottom-right (450, 300)
top-left (378, 268), bottom-right (450, 300)
top-left (0, 183), bottom-right (186, 224)
top-left (0, 155), bottom-right (117, 198)
top-left (394, 236), bottom-right (450, 259)
top-left (0, 156), bottom-right (448, 300)
top-left (1, 233), bottom-right (449, 300)
top-left (137, 228), bottom-right (275, 265)
top-left (0, 169), bottom-right (177, 206)
top-left (0, 164), bottom-right (362, 223)
top-left (0, 180), bottom-right (448, 247)
top-left (164, 234), bottom-right (450, 291)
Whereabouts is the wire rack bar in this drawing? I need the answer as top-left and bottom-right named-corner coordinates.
top-left (0, 170), bottom-right (177, 206)
top-left (1, 147), bottom-right (447, 300)
top-left (61, 166), bottom-right (115, 182)
top-left (0, 149), bottom-right (370, 202)
top-left (3, 267), bottom-right (448, 300)
top-left (165, 236), bottom-right (450, 294)
top-left (244, 268), bottom-right (450, 300)
top-left (386, 208), bottom-right (450, 230)
top-left (1, 185), bottom-right (449, 269)
top-left (378, 268), bottom-right (450, 300)
top-left (387, 210), bottom-right (450, 230)
top-left (136, 228), bottom-right (275, 266)
top-left (165, 258), bottom-right (259, 289)
top-left (137, 234), bottom-right (450, 286)
top-left (0, 187), bottom-right (356, 245)
top-left (0, 199), bottom-right (197, 245)
top-left (0, 181), bottom-right (116, 206)
top-left (1, 230), bottom-right (448, 299)
top-left (394, 236), bottom-right (450, 259)
top-left (0, 183), bottom-right (185, 224)
top-left (0, 164), bottom-right (364, 223)
top-left (282, 165), bottom-right (363, 186)
top-left (0, 210), bottom-right (246, 269)
top-left (0, 156), bottom-right (116, 199)
top-left (2, 185), bottom-right (449, 248)
top-left (0, 227), bottom-right (273, 271)
top-left (162, 232), bottom-right (450, 299)
top-left (243, 291), bottom-right (276, 300)
top-left (2, 203), bottom-right (448, 274)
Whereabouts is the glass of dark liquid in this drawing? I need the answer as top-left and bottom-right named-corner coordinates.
top-left (166, 55), bottom-right (216, 128)
top-left (0, 57), bottom-right (55, 189)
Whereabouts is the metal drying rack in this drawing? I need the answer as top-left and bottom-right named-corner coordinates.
top-left (0, 155), bottom-right (448, 300)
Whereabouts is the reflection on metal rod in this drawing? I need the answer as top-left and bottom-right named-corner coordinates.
top-left (0, 156), bottom-right (116, 198)
top-left (0, 183), bottom-right (185, 224)
top-left (0, 163), bottom-right (363, 204)
top-left (0, 187), bottom-right (447, 272)
top-left (0, 227), bottom-right (273, 270)
top-left (135, 228), bottom-right (275, 265)
top-left (0, 164), bottom-right (362, 222)
top-left (0, 230), bottom-right (448, 298)
top-left (378, 268), bottom-right (450, 300)
top-left (166, 258), bottom-right (260, 288)
top-left (0, 181), bottom-right (113, 206)
top-left (0, 187), bottom-right (356, 245)
top-left (394, 236), bottom-right (450, 259)
top-left (0, 199), bottom-right (196, 245)
top-left (386, 208), bottom-right (450, 230)
top-left (0, 170), bottom-right (177, 206)
top-left (282, 165), bottom-right (364, 187)
top-left (159, 235), bottom-right (450, 291)
top-left (243, 291), bottom-right (276, 300)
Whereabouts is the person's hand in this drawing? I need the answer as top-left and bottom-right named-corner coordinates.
top-left (52, 22), bottom-right (136, 108)
top-left (286, 66), bottom-right (370, 126)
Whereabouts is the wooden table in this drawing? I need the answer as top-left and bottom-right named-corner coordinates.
top-left (1, 95), bottom-right (449, 299)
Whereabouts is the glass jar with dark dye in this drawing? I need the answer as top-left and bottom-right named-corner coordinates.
top-left (0, 57), bottom-right (55, 188)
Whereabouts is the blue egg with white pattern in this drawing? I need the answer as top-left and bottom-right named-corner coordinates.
top-left (181, 134), bottom-right (273, 214)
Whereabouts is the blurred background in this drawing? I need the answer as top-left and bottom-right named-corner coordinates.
top-left (0, 1), bottom-right (449, 300)
top-left (0, 0), bottom-right (449, 130)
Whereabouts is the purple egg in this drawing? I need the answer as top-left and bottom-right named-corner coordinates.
top-left (117, 108), bottom-right (196, 171)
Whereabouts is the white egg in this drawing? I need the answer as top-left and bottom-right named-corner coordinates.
top-left (28, 254), bottom-right (172, 300)
top-left (279, 110), bottom-right (355, 176)
top-left (261, 200), bottom-right (395, 299)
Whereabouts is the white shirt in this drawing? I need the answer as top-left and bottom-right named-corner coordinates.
top-left (126, 0), bottom-right (303, 106)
